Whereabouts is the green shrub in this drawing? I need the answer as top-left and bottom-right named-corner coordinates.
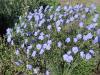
top-left (0, 0), bottom-right (59, 36)
top-left (0, 37), bottom-right (15, 75)
top-left (0, 0), bottom-right (59, 16)
top-left (5, 3), bottom-right (100, 75)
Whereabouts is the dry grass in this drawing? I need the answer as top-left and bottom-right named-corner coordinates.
top-left (60, 0), bottom-right (97, 6)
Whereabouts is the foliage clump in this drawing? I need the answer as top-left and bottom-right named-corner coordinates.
top-left (5, 3), bottom-right (100, 75)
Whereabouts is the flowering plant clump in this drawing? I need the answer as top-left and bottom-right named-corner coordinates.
top-left (6, 3), bottom-right (99, 75)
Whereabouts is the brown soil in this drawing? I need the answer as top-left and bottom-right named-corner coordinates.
top-left (94, 0), bottom-right (100, 5)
